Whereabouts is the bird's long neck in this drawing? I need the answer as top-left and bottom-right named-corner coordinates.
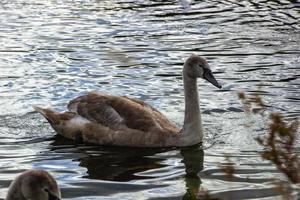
top-left (181, 74), bottom-right (203, 146)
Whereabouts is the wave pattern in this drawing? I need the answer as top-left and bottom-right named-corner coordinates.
top-left (0, 0), bottom-right (299, 199)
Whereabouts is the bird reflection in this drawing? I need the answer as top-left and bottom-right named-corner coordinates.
top-left (180, 145), bottom-right (204, 200)
top-left (50, 135), bottom-right (174, 181)
top-left (49, 136), bottom-right (204, 198)
top-left (78, 147), bottom-right (168, 181)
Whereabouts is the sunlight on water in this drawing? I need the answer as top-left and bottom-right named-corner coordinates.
top-left (0, 0), bottom-right (299, 199)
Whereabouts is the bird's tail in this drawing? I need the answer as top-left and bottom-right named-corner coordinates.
top-left (33, 106), bottom-right (60, 124)
top-left (33, 106), bottom-right (76, 125)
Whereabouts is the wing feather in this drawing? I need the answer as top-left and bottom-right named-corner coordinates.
top-left (68, 92), bottom-right (179, 133)
top-left (68, 93), bottom-right (124, 128)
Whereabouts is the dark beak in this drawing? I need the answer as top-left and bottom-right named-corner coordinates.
top-left (48, 192), bottom-right (61, 200)
top-left (203, 68), bottom-right (222, 89)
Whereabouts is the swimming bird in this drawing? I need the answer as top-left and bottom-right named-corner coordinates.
top-left (6, 169), bottom-right (61, 200)
top-left (34, 54), bottom-right (221, 147)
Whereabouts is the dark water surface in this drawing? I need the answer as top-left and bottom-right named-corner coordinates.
top-left (0, 0), bottom-right (299, 199)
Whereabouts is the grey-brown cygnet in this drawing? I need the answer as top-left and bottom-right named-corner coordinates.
top-left (6, 169), bottom-right (61, 200)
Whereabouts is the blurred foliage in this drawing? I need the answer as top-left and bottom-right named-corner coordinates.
top-left (238, 92), bottom-right (299, 184)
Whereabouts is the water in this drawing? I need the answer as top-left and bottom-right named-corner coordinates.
top-left (0, 0), bottom-right (299, 199)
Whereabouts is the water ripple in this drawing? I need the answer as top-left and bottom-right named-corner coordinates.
top-left (0, 0), bottom-right (299, 199)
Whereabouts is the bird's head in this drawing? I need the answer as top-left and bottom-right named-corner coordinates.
top-left (20, 170), bottom-right (61, 200)
top-left (184, 54), bottom-right (222, 89)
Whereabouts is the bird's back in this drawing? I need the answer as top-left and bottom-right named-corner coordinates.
top-left (68, 92), bottom-right (179, 133)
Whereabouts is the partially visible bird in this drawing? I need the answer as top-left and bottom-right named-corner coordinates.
top-left (6, 169), bottom-right (61, 200)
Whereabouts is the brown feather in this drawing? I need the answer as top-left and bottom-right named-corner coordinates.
top-left (35, 92), bottom-right (181, 147)
top-left (68, 92), bottom-right (179, 134)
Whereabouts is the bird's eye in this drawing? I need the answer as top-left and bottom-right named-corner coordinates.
top-left (203, 68), bottom-right (211, 73)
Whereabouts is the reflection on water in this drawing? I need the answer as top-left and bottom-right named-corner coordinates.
top-left (67, 147), bottom-right (167, 181)
top-left (181, 146), bottom-right (203, 200)
top-left (50, 136), bottom-right (205, 199)
top-left (0, 0), bottom-right (299, 199)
